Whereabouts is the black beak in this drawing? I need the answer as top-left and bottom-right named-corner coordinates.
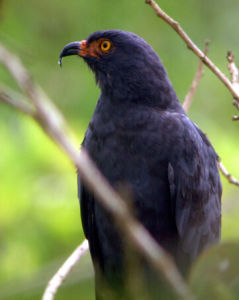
top-left (58, 41), bottom-right (82, 67)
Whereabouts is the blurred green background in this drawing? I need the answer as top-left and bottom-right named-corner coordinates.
top-left (0, 0), bottom-right (239, 299)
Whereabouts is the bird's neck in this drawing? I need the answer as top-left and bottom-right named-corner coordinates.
top-left (97, 67), bottom-right (184, 113)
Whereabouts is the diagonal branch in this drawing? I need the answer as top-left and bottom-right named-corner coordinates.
top-left (145, 0), bottom-right (239, 188)
top-left (145, 0), bottom-right (239, 108)
top-left (183, 40), bottom-right (210, 112)
top-left (0, 44), bottom-right (194, 300)
top-left (0, 85), bottom-right (35, 115)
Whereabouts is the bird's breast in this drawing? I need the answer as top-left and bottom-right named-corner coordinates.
top-left (84, 110), bottom-right (170, 201)
top-left (82, 106), bottom-right (180, 258)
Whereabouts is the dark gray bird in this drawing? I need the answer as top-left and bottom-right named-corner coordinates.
top-left (59, 30), bottom-right (222, 300)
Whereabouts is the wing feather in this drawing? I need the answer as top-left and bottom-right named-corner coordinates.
top-left (167, 116), bottom-right (222, 264)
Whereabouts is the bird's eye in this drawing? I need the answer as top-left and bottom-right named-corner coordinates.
top-left (100, 40), bottom-right (111, 52)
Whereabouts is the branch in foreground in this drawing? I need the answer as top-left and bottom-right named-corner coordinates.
top-left (145, 0), bottom-right (239, 107)
top-left (218, 161), bottom-right (239, 187)
top-left (183, 40), bottom-right (210, 113)
top-left (0, 85), bottom-right (34, 116)
top-left (0, 45), bottom-right (194, 300)
top-left (42, 240), bottom-right (89, 300)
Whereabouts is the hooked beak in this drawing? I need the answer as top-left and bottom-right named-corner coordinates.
top-left (58, 40), bottom-right (86, 67)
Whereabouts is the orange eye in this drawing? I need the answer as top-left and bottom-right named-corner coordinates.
top-left (100, 40), bottom-right (111, 52)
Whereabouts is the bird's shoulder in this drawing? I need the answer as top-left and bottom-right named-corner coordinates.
top-left (83, 102), bottom-right (215, 161)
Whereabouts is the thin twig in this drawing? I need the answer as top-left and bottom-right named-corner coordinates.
top-left (218, 161), bottom-right (239, 186)
top-left (0, 44), bottom-right (194, 300)
top-left (42, 240), bottom-right (89, 300)
top-left (227, 51), bottom-right (239, 87)
top-left (183, 40), bottom-right (210, 112)
top-left (227, 51), bottom-right (239, 114)
top-left (0, 44), bottom-right (67, 133)
top-left (145, 0), bottom-right (239, 106)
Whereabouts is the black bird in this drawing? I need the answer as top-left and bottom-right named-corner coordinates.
top-left (59, 30), bottom-right (222, 299)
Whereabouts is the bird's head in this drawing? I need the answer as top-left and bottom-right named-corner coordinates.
top-left (59, 30), bottom-right (181, 109)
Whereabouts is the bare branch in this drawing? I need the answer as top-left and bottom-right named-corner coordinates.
top-left (145, 0), bottom-right (239, 188)
top-left (227, 51), bottom-right (239, 115)
top-left (42, 240), bottom-right (89, 300)
top-left (0, 45), bottom-right (67, 135)
top-left (0, 85), bottom-right (35, 115)
top-left (0, 45), bottom-right (30, 92)
top-left (183, 40), bottom-right (210, 112)
top-left (227, 51), bottom-right (239, 87)
top-left (0, 45), bottom-right (194, 300)
top-left (218, 161), bottom-right (239, 187)
top-left (145, 0), bottom-right (239, 107)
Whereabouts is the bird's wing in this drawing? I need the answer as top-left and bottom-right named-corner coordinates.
top-left (78, 177), bottom-right (104, 267)
top-left (78, 178), bottom-right (91, 239)
top-left (167, 115), bottom-right (221, 263)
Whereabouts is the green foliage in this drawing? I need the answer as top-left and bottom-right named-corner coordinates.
top-left (0, 0), bottom-right (239, 299)
top-left (190, 242), bottom-right (239, 299)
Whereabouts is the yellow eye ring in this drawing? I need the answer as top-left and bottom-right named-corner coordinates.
top-left (100, 40), bottom-right (111, 52)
